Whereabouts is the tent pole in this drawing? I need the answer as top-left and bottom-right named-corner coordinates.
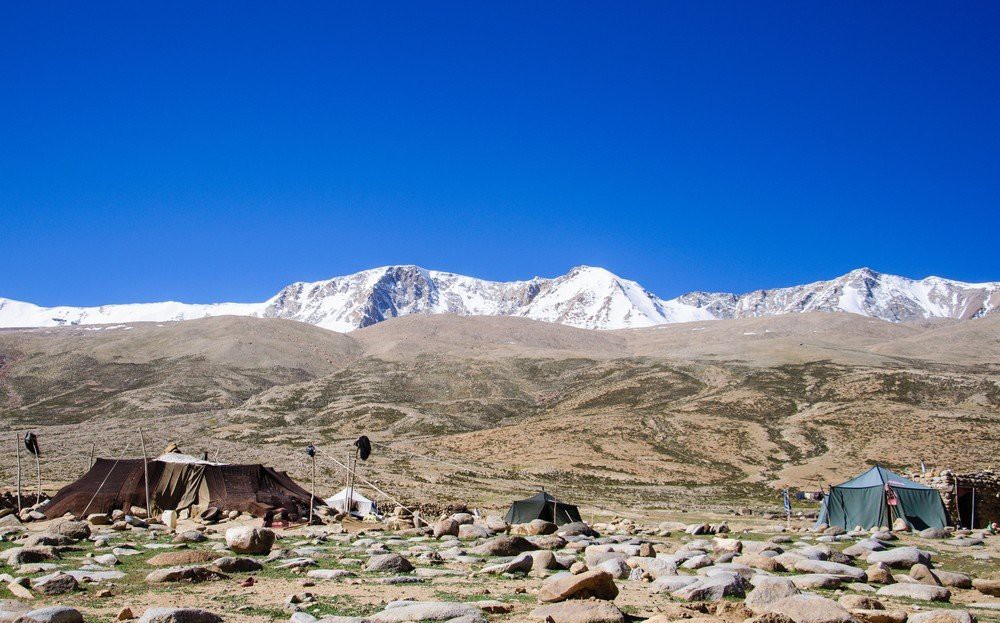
top-left (34, 444), bottom-right (41, 505)
top-left (138, 427), bottom-right (151, 519)
top-left (14, 433), bottom-right (21, 513)
top-left (954, 480), bottom-right (962, 528)
top-left (971, 488), bottom-right (976, 529)
top-left (89, 442), bottom-right (96, 471)
top-left (308, 452), bottom-right (316, 525)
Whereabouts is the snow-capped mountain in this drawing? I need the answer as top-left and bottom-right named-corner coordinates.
top-left (1, 266), bottom-right (997, 332)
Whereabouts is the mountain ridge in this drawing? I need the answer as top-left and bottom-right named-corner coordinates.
top-left (2, 265), bottom-right (998, 331)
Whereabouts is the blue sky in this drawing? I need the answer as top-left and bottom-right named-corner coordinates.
top-left (2, 2), bottom-right (998, 306)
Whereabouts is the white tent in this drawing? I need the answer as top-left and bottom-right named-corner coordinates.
top-left (325, 488), bottom-right (377, 517)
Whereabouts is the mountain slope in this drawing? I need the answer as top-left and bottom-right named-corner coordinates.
top-left (2, 265), bottom-right (997, 331)
top-left (1, 313), bottom-right (997, 509)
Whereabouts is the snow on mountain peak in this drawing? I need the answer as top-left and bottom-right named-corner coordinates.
top-left (1, 266), bottom-right (997, 331)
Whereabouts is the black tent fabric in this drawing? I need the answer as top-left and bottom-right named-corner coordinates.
top-left (45, 456), bottom-right (322, 520)
top-left (504, 491), bottom-right (582, 526)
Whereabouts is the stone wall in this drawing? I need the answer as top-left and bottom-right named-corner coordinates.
top-left (914, 469), bottom-right (1000, 528)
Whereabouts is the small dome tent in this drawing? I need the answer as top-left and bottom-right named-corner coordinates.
top-left (504, 491), bottom-right (582, 526)
top-left (325, 488), bottom-right (377, 517)
top-left (816, 465), bottom-right (949, 530)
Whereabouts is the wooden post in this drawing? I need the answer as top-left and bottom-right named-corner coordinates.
top-left (308, 453), bottom-right (317, 524)
top-left (138, 427), bottom-right (151, 519)
top-left (14, 433), bottom-right (21, 513)
top-left (34, 449), bottom-right (41, 505)
top-left (346, 446), bottom-right (359, 516)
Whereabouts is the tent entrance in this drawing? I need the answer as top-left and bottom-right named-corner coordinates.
top-left (956, 488), bottom-right (978, 528)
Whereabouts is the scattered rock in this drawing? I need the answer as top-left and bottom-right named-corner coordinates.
top-left (13, 606), bottom-right (84, 623)
top-left (224, 526), bottom-right (275, 555)
top-left (762, 594), bottom-right (858, 623)
top-left (529, 601), bottom-right (626, 623)
top-left (866, 547), bottom-right (929, 569)
top-left (538, 569), bottom-right (619, 603)
top-left (34, 574), bottom-right (77, 596)
top-left (365, 553), bottom-right (414, 574)
top-left (471, 536), bottom-right (537, 557)
top-left (907, 610), bottom-right (975, 623)
top-left (875, 583), bottom-right (950, 602)
top-left (136, 608), bottom-right (223, 623)
top-left (746, 577), bottom-right (800, 612)
top-left (211, 556), bottom-right (263, 573)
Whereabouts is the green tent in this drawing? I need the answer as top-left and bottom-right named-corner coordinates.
top-left (504, 491), bottom-right (582, 526)
top-left (815, 466), bottom-right (948, 530)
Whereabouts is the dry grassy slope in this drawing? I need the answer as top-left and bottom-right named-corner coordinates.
top-left (0, 313), bottom-right (997, 513)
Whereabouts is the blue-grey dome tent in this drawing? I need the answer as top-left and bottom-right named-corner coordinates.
top-left (815, 466), bottom-right (948, 530)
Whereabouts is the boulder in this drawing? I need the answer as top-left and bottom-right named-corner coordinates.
top-left (745, 577), bottom-right (800, 612)
top-left (53, 521), bottom-right (90, 541)
top-left (224, 526), bottom-right (275, 555)
top-left (211, 557), bottom-right (263, 573)
top-left (974, 578), bottom-right (1000, 597)
top-left (145, 565), bottom-right (227, 584)
top-left (597, 558), bottom-right (630, 579)
top-left (433, 519), bottom-right (459, 538)
top-left (558, 522), bottom-right (597, 537)
top-left (33, 573), bottom-right (77, 596)
top-left (933, 571), bottom-right (972, 589)
top-left (867, 547), bottom-right (929, 569)
top-left (794, 559), bottom-right (866, 581)
top-left (850, 610), bottom-right (906, 623)
top-left (511, 520), bottom-right (557, 536)
top-left (172, 531), bottom-right (206, 544)
top-left (875, 583), bottom-right (950, 602)
top-left (137, 608), bottom-right (223, 623)
top-left (865, 563), bottom-right (894, 585)
top-left (762, 594), bottom-right (858, 623)
top-left (471, 535), bottom-right (537, 556)
top-left (838, 596), bottom-right (883, 611)
top-left (649, 575), bottom-right (698, 593)
top-left (365, 553), bottom-right (414, 574)
top-left (910, 563), bottom-right (942, 586)
top-left (483, 515), bottom-right (509, 533)
top-left (529, 601), bottom-right (627, 623)
top-left (736, 555), bottom-right (784, 572)
top-left (529, 550), bottom-right (560, 570)
top-left (791, 575), bottom-right (842, 590)
top-left (529, 535), bottom-right (568, 550)
top-left (458, 524), bottom-right (491, 540)
top-left (907, 611), bottom-right (975, 623)
top-left (12, 607), bottom-right (84, 623)
top-left (538, 569), bottom-right (619, 603)
top-left (479, 553), bottom-right (533, 575)
top-left (672, 573), bottom-right (747, 601)
top-left (918, 528), bottom-right (950, 539)
top-left (368, 602), bottom-right (483, 623)
top-left (633, 557), bottom-right (677, 579)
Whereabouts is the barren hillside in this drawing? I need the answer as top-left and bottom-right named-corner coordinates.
top-left (0, 313), bottom-right (996, 514)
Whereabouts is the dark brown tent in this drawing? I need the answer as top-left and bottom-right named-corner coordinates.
top-left (45, 455), bottom-right (321, 520)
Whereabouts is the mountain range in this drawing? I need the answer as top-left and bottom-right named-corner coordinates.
top-left (1, 266), bottom-right (997, 331)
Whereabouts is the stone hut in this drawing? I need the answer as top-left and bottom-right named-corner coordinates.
top-left (914, 469), bottom-right (1000, 528)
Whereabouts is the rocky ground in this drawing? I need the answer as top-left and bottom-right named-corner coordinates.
top-left (0, 506), bottom-right (997, 623)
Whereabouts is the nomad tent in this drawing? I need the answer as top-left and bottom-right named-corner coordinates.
top-left (325, 488), bottom-right (377, 518)
top-left (504, 491), bottom-right (582, 526)
top-left (815, 466), bottom-right (949, 530)
top-left (45, 452), bottom-right (321, 520)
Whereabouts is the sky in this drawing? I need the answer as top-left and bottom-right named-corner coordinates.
top-left (2, 2), bottom-right (998, 307)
